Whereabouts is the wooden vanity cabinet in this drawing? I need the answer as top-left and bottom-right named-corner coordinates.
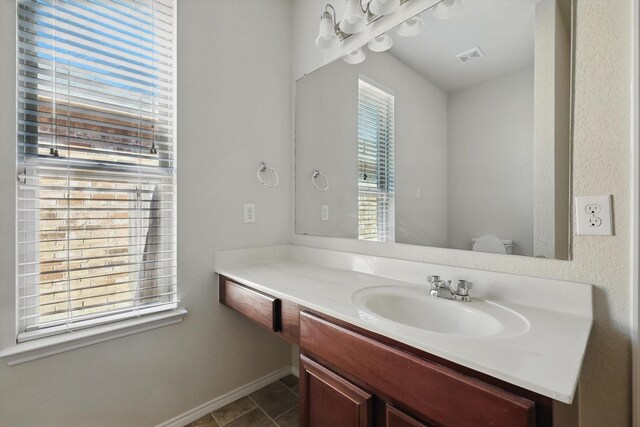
top-left (218, 276), bottom-right (552, 427)
top-left (299, 311), bottom-right (537, 427)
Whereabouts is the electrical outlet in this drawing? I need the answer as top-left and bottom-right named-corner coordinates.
top-left (585, 204), bottom-right (601, 215)
top-left (575, 195), bottom-right (613, 236)
top-left (320, 205), bottom-right (329, 221)
top-left (243, 203), bottom-right (255, 224)
top-left (587, 217), bottom-right (602, 227)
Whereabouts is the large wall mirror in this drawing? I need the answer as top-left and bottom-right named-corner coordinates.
top-left (295, 0), bottom-right (572, 259)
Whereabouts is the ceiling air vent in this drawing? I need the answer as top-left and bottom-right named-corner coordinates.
top-left (456, 46), bottom-right (485, 64)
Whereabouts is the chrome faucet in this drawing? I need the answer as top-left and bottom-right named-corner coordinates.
top-left (428, 276), bottom-right (473, 302)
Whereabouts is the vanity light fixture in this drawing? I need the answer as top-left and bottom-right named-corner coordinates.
top-left (340, 0), bottom-right (368, 34)
top-left (343, 48), bottom-right (366, 64)
top-left (396, 16), bottom-right (424, 37)
top-left (315, 4), bottom-right (340, 49)
top-left (432, 0), bottom-right (464, 20)
top-left (368, 33), bottom-right (393, 52)
top-left (369, 0), bottom-right (401, 16)
top-left (316, 0), bottom-right (409, 50)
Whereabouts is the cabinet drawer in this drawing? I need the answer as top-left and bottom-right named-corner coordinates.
top-left (300, 311), bottom-right (535, 427)
top-left (219, 278), bottom-right (280, 332)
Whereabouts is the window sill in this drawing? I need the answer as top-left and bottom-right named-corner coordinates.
top-left (0, 308), bottom-right (187, 366)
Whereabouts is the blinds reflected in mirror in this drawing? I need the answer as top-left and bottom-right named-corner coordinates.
top-left (358, 78), bottom-right (395, 242)
top-left (16, 0), bottom-right (176, 341)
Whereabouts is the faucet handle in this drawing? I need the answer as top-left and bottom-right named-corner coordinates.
top-left (456, 280), bottom-right (473, 296)
top-left (427, 275), bottom-right (440, 284)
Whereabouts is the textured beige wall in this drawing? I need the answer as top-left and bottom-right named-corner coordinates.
top-left (291, 1), bottom-right (633, 425)
top-left (0, 1), bottom-right (293, 426)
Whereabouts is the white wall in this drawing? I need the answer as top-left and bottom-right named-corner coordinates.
top-left (0, 1), bottom-right (293, 426)
top-left (447, 68), bottom-right (535, 256)
top-left (291, 1), bottom-right (633, 425)
top-left (295, 51), bottom-right (448, 246)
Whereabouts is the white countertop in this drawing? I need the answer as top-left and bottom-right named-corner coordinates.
top-left (216, 246), bottom-right (592, 404)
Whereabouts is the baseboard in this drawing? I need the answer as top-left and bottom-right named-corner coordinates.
top-left (290, 364), bottom-right (299, 378)
top-left (156, 366), bottom-right (292, 427)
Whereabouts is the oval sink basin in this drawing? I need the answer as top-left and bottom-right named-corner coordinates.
top-left (352, 286), bottom-right (529, 338)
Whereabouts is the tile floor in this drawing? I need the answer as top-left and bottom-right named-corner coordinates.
top-left (186, 375), bottom-right (300, 427)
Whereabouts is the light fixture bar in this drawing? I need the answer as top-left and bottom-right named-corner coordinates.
top-left (336, 0), bottom-right (412, 41)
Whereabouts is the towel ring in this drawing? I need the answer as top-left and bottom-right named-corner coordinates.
top-left (312, 169), bottom-right (329, 191)
top-left (257, 162), bottom-right (279, 188)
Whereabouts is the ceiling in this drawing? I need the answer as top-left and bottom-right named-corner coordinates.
top-left (387, 0), bottom-right (541, 93)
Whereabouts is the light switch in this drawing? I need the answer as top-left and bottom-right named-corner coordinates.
top-left (321, 205), bottom-right (329, 221)
top-left (575, 195), bottom-right (613, 236)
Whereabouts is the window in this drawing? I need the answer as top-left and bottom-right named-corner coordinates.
top-left (357, 78), bottom-right (395, 242)
top-left (16, 0), bottom-right (176, 342)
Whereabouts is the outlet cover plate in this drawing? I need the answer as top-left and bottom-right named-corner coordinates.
top-left (575, 195), bottom-right (613, 236)
top-left (320, 205), bottom-right (329, 221)
top-left (243, 203), bottom-right (256, 224)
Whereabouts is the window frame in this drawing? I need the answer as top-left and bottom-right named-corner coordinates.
top-left (2, 0), bottom-right (185, 364)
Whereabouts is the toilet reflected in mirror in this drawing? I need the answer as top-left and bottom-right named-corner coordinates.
top-left (472, 235), bottom-right (512, 255)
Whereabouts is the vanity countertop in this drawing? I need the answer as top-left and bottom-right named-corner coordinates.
top-left (216, 247), bottom-right (592, 404)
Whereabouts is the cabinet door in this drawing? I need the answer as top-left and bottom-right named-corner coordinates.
top-left (300, 355), bottom-right (372, 427)
top-left (386, 405), bottom-right (431, 427)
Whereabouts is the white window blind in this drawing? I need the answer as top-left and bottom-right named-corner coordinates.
top-left (358, 79), bottom-right (395, 242)
top-left (16, 0), bottom-right (177, 341)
